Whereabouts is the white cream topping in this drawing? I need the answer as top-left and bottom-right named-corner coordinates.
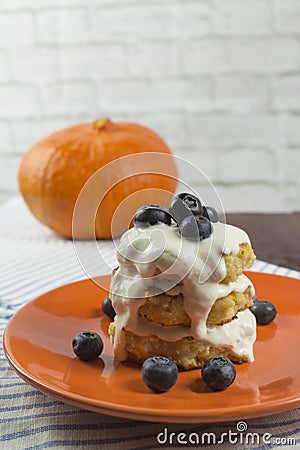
top-left (205, 310), bottom-right (256, 362)
top-left (110, 222), bottom-right (255, 362)
top-left (217, 274), bottom-right (255, 298)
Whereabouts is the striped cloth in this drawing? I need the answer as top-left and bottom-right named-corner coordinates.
top-left (0, 197), bottom-right (299, 450)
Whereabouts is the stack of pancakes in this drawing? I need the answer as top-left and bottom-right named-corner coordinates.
top-left (109, 223), bottom-right (257, 370)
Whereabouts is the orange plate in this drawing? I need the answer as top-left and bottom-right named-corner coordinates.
top-left (3, 272), bottom-right (300, 423)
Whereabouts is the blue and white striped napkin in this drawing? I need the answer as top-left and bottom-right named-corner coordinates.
top-left (1, 197), bottom-right (299, 449)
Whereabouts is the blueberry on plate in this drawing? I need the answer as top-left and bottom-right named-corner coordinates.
top-left (169, 193), bottom-right (203, 225)
top-left (250, 300), bottom-right (277, 325)
top-left (142, 356), bottom-right (178, 393)
top-left (72, 331), bottom-right (103, 361)
top-left (203, 206), bottom-right (219, 223)
top-left (201, 356), bottom-right (236, 391)
top-left (252, 295), bottom-right (259, 305)
top-left (179, 215), bottom-right (213, 241)
top-left (134, 205), bottom-right (172, 227)
top-left (102, 295), bottom-right (116, 320)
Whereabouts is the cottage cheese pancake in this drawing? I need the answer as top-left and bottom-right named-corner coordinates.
top-left (109, 209), bottom-right (256, 368)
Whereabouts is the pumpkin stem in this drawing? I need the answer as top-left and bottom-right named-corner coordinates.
top-left (93, 118), bottom-right (112, 131)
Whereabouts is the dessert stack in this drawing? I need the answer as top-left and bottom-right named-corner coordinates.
top-left (109, 193), bottom-right (257, 370)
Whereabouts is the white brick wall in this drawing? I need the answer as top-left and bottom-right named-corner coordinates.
top-left (0, 0), bottom-right (300, 212)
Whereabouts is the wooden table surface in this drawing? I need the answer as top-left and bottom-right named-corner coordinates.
top-left (227, 212), bottom-right (300, 271)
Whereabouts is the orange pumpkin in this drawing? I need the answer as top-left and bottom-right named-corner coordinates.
top-left (18, 119), bottom-right (178, 239)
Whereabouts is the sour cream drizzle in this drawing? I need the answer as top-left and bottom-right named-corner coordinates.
top-left (110, 222), bottom-right (256, 362)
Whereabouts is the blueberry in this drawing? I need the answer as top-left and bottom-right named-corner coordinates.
top-left (102, 296), bottom-right (116, 320)
top-left (178, 192), bottom-right (203, 214)
top-left (179, 215), bottom-right (213, 241)
top-left (203, 206), bottom-right (219, 223)
top-left (169, 193), bottom-right (203, 225)
top-left (250, 300), bottom-right (277, 325)
top-left (252, 295), bottom-right (259, 305)
top-left (134, 205), bottom-right (172, 227)
top-left (72, 331), bottom-right (103, 361)
top-left (201, 356), bottom-right (236, 391)
top-left (142, 356), bottom-right (178, 393)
